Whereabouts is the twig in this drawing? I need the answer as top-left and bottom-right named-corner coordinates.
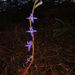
top-left (67, 65), bottom-right (75, 75)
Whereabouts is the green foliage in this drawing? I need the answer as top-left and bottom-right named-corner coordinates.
top-left (55, 18), bottom-right (65, 26)
top-left (53, 18), bottom-right (75, 38)
top-left (68, 53), bottom-right (75, 56)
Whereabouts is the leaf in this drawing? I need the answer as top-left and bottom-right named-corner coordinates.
top-left (55, 18), bottom-right (66, 26)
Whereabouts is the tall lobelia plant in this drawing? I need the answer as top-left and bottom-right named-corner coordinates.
top-left (24, 0), bottom-right (43, 75)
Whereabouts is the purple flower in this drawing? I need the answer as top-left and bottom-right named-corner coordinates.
top-left (40, 0), bottom-right (43, 4)
top-left (26, 13), bottom-right (37, 23)
top-left (26, 57), bottom-right (31, 64)
top-left (26, 27), bottom-right (37, 37)
top-left (24, 41), bottom-right (33, 51)
top-left (37, 0), bottom-right (43, 5)
top-left (26, 56), bottom-right (33, 64)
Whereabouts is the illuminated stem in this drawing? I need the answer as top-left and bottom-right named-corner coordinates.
top-left (29, 20), bottom-right (31, 27)
top-left (23, 0), bottom-right (38, 75)
top-left (32, 0), bottom-right (38, 14)
top-left (32, 34), bottom-right (34, 57)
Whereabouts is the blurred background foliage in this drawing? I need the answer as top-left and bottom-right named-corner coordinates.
top-left (0, 0), bottom-right (75, 21)
top-left (53, 18), bottom-right (75, 40)
top-left (0, 0), bottom-right (75, 13)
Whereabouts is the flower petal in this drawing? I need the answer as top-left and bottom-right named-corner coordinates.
top-left (31, 42), bottom-right (33, 46)
top-left (26, 58), bottom-right (29, 64)
top-left (26, 17), bottom-right (31, 19)
top-left (33, 30), bottom-right (37, 32)
top-left (39, 0), bottom-right (43, 5)
top-left (33, 17), bottom-right (38, 19)
top-left (26, 30), bottom-right (31, 33)
top-left (31, 19), bottom-right (34, 23)
top-left (30, 32), bottom-right (33, 36)
top-left (24, 45), bottom-right (28, 47)
top-left (26, 57), bottom-right (31, 64)
top-left (30, 26), bottom-right (33, 29)
top-left (27, 41), bottom-right (29, 44)
top-left (28, 46), bottom-right (31, 51)
top-left (31, 13), bottom-right (33, 17)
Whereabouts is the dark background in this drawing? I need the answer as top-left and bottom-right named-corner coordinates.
top-left (0, 0), bottom-right (75, 31)
top-left (0, 0), bottom-right (75, 75)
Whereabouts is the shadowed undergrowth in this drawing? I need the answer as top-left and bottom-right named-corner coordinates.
top-left (0, 17), bottom-right (75, 75)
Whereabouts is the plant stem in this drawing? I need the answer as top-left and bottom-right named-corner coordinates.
top-left (23, 0), bottom-right (38, 75)
top-left (24, 59), bottom-right (34, 75)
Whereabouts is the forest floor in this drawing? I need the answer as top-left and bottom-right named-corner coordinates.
top-left (0, 7), bottom-right (75, 75)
